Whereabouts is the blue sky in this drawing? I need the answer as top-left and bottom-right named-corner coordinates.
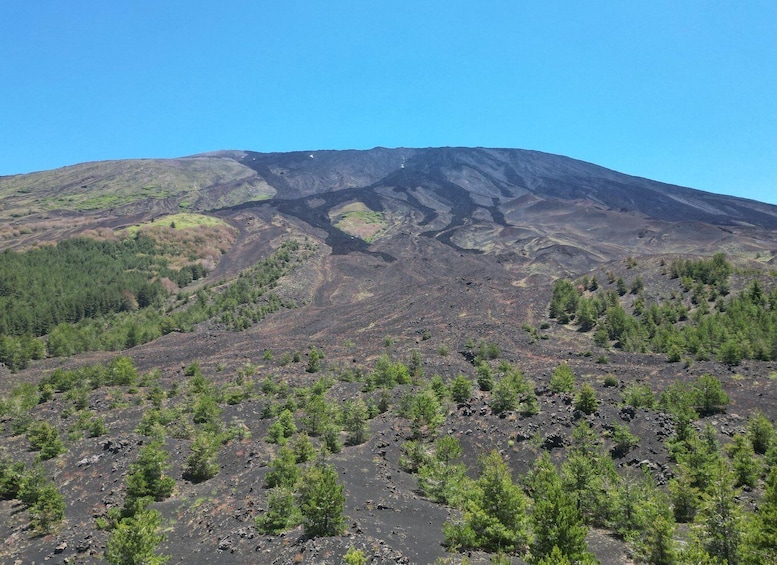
top-left (1, 1), bottom-right (775, 204)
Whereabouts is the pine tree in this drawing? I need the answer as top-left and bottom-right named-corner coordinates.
top-left (727, 434), bottom-right (760, 488)
top-left (183, 433), bottom-right (219, 483)
top-left (528, 453), bottom-right (592, 564)
top-left (342, 399), bottom-right (369, 445)
top-left (255, 487), bottom-right (301, 534)
top-left (450, 374), bottom-right (473, 403)
top-left (298, 462), bottom-right (346, 537)
top-left (443, 450), bottom-right (529, 553)
top-left (574, 383), bottom-right (598, 415)
top-left (28, 482), bottom-right (65, 534)
top-left (550, 363), bottom-right (575, 393)
top-left (742, 466), bottom-right (777, 564)
top-left (105, 507), bottom-right (168, 565)
top-left (125, 441), bottom-right (175, 506)
top-left (695, 460), bottom-right (744, 565)
top-left (265, 446), bottom-right (299, 489)
top-left (747, 411), bottom-right (774, 455)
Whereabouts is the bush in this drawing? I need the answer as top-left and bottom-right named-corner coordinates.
top-left (611, 424), bottom-right (639, 456)
top-left (549, 279), bottom-right (579, 323)
top-left (727, 434), bottom-right (759, 488)
top-left (748, 411), bottom-right (774, 455)
top-left (291, 434), bottom-right (316, 463)
top-left (343, 546), bottom-right (367, 565)
top-left (622, 383), bottom-right (655, 409)
top-left (125, 441), bottom-right (175, 505)
top-left (550, 363), bottom-right (575, 393)
top-left (27, 421), bottom-right (65, 460)
top-left (369, 355), bottom-right (411, 388)
top-left (265, 447), bottom-right (299, 489)
top-left (29, 482), bottom-right (65, 534)
top-left (521, 389), bottom-right (540, 416)
top-left (476, 362), bottom-right (494, 392)
top-left (450, 374), bottom-right (473, 403)
top-left (105, 507), bottom-right (168, 565)
top-left (0, 456), bottom-right (25, 499)
top-left (603, 374), bottom-right (618, 387)
top-left (693, 374), bottom-right (729, 416)
top-left (574, 384), bottom-right (598, 415)
top-left (443, 450), bottom-right (529, 553)
top-left (409, 389), bottom-right (444, 435)
top-left (298, 463), bottom-right (346, 537)
top-left (183, 433), bottom-right (219, 483)
top-left (306, 348), bottom-right (323, 373)
top-left (255, 487), bottom-right (300, 534)
top-left (343, 399), bottom-right (369, 445)
top-left (491, 378), bottom-right (519, 414)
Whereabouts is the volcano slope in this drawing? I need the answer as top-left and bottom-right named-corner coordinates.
top-left (2, 147), bottom-right (777, 564)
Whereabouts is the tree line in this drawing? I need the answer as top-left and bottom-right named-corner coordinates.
top-left (550, 254), bottom-right (777, 364)
top-left (0, 238), bottom-right (310, 371)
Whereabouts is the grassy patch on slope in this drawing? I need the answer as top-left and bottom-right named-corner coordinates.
top-left (329, 202), bottom-right (387, 242)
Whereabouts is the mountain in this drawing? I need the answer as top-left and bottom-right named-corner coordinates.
top-left (1, 147), bottom-right (777, 564)
top-left (3, 147), bottom-right (776, 274)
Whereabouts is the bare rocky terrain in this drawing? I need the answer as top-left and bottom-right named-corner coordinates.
top-left (1, 147), bottom-right (777, 564)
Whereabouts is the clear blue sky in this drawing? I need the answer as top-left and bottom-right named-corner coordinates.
top-left (2, 1), bottom-right (775, 204)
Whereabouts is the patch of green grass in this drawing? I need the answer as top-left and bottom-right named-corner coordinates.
top-left (329, 202), bottom-right (388, 242)
top-left (124, 213), bottom-right (228, 234)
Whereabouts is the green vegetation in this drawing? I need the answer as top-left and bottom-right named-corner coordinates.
top-left (0, 157), bottom-right (270, 216)
top-left (298, 462), bottom-right (347, 537)
top-left (551, 254), bottom-right (777, 364)
top-left (550, 362), bottom-right (575, 393)
top-left (183, 432), bottom-right (220, 482)
top-left (0, 238), bottom-right (310, 370)
top-left (126, 212), bottom-right (227, 232)
top-left (444, 450), bottom-right (529, 553)
top-left (3, 244), bottom-right (777, 562)
top-left (27, 421), bottom-right (65, 460)
top-left (527, 453), bottom-right (593, 564)
top-left (0, 454), bottom-right (65, 534)
top-left (0, 235), bottom-right (187, 337)
top-left (330, 202), bottom-right (388, 242)
top-left (255, 487), bottom-right (301, 534)
top-left (574, 383), bottom-right (598, 415)
top-left (105, 507), bottom-right (168, 565)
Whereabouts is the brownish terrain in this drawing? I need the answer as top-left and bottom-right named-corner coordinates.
top-left (1, 147), bottom-right (777, 564)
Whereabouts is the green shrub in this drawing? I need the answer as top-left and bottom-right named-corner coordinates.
top-left (29, 482), bottom-right (65, 534)
top-left (265, 446), bottom-right (299, 489)
top-left (611, 424), bottom-right (639, 456)
top-left (549, 363), bottom-right (575, 393)
top-left (183, 433), bottom-right (219, 483)
top-left (124, 441), bottom-right (175, 506)
top-left (574, 383), bottom-right (598, 415)
top-left (105, 507), bottom-right (167, 565)
top-left (622, 383), bottom-right (655, 409)
top-left (450, 374), bottom-right (473, 403)
top-left (343, 546), bottom-right (367, 565)
top-left (603, 374), bottom-right (618, 387)
top-left (748, 411), bottom-right (775, 455)
top-left (476, 362), bottom-right (494, 392)
top-left (298, 462), bottom-right (346, 537)
top-left (443, 450), bottom-right (529, 553)
top-left (255, 487), bottom-right (300, 534)
top-left (27, 421), bottom-right (65, 460)
top-left (490, 378), bottom-right (519, 414)
top-left (693, 374), bottom-right (728, 416)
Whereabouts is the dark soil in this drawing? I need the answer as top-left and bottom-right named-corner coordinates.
top-left (3, 147), bottom-right (777, 564)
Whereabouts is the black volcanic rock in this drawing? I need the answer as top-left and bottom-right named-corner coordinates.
top-left (234, 147), bottom-right (777, 229)
top-left (4, 146), bottom-right (777, 272)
